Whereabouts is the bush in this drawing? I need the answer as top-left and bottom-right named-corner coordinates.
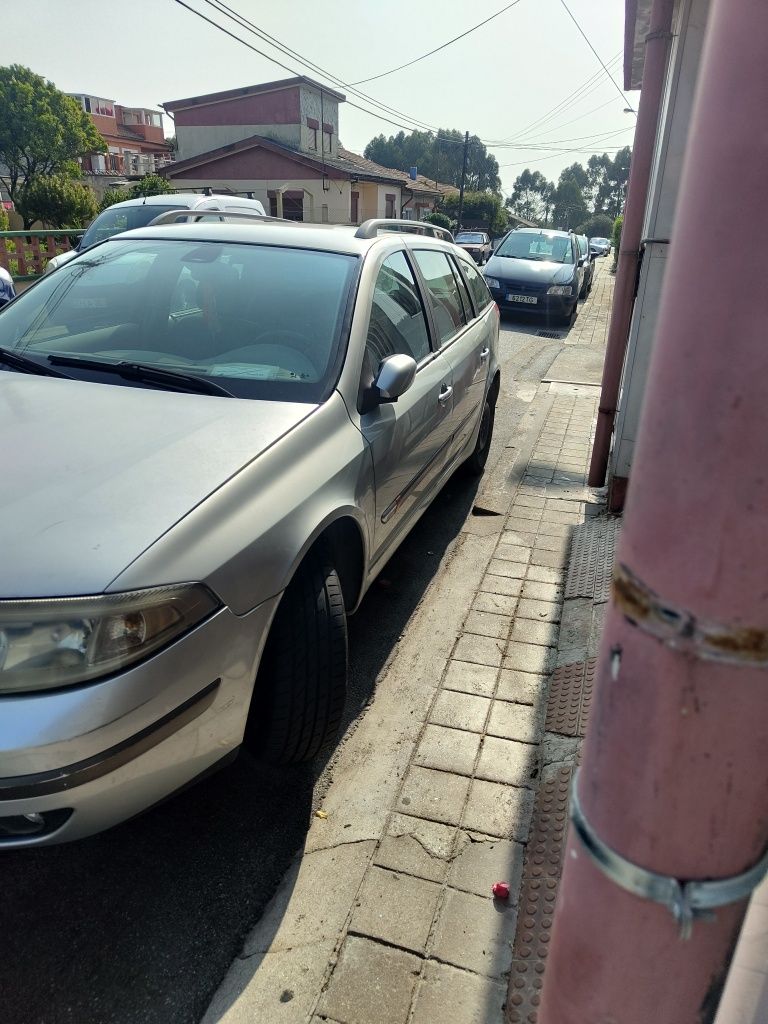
top-left (100, 187), bottom-right (133, 211)
top-left (612, 214), bottom-right (623, 270)
top-left (0, 206), bottom-right (8, 231)
top-left (576, 213), bottom-right (614, 239)
top-left (130, 174), bottom-right (173, 198)
top-left (424, 211), bottom-right (451, 230)
top-left (21, 174), bottom-right (98, 228)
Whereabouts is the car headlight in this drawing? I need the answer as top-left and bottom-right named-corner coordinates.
top-left (0, 585), bottom-right (220, 693)
top-left (484, 277), bottom-right (501, 289)
top-left (547, 285), bottom-right (573, 296)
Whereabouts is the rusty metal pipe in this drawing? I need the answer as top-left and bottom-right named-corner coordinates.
top-left (539, 0), bottom-right (768, 1020)
top-left (587, 0), bottom-right (675, 488)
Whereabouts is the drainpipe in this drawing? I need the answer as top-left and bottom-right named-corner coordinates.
top-left (587, 0), bottom-right (675, 490)
top-left (539, 2), bottom-right (768, 1022)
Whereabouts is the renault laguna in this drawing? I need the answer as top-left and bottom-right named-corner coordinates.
top-left (0, 217), bottom-right (500, 845)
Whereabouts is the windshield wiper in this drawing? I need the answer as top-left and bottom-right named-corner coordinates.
top-left (47, 355), bottom-right (234, 397)
top-left (0, 345), bottom-right (72, 379)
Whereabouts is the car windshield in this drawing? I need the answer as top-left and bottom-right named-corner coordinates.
top-left (496, 231), bottom-right (574, 264)
top-left (455, 232), bottom-right (485, 244)
top-left (0, 238), bottom-right (358, 402)
top-left (79, 205), bottom-right (185, 248)
top-left (591, 237), bottom-right (609, 244)
top-left (578, 236), bottom-right (588, 255)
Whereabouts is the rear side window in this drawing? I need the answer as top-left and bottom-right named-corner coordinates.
top-left (412, 249), bottom-right (468, 346)
top-left (365, 251), bottom-right (431, 366)
top-left (460, 257), bottom-right (493, 312)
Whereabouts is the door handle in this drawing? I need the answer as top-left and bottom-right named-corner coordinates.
top-left (479, 347), bottom-right (490, 363)
top-left (438, 384), bottom-right (453, 406)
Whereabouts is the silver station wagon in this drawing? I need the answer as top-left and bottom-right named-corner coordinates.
top-left (0, 217), bottom-right (500, 845)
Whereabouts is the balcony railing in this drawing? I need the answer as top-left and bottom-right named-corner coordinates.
top-left (0, 230), bottom-right (83, 281)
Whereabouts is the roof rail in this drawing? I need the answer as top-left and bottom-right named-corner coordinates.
top-left (147, 210), bottom-right (287, 226)
top-left (354, 219), bottom-right (453, 243)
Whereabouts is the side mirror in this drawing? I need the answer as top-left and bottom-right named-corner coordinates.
top-left (375, 354), bottom-right (417, 403)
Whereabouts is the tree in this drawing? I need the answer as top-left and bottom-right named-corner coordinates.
top-left (0, 206), bottom-right (8, 232)
top-left (576, 212), bottom-right (615, 238)
top-left (506, 169), bottom-right (553, 224)
top-left (551, 178), bottom-right (589, 230)
top-left (364, 129), bottom-right (501, 193)
top-left (22, 174), bottom-right (98, 228)
top-left (0, 65), bottom-right (105, 227)
top-left (612, 214), bottom-right (623, 268)
top-left (424, 211), bottom-right (451, 230)
top-left (130, 174), bottom-right (173, 198)
top-left (440, 191), bottom-right (507, 235)
top-left (100, 187), bottom-right (133, 210)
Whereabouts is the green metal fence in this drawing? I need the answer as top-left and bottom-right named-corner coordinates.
top-left (0, 230), bottom-right (83, 281)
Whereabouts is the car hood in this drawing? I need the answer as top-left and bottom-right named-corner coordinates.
top-left (484, 255), bottom-right (574, 285)
top-left (0, 374), bottom-right (316, 598)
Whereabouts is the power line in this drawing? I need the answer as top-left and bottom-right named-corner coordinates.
top-left (498, 145), bottom-right (627, 169)
top-left (349, 1), bottom-right (524, 86)
top-left (558, 0), bottom-right (635, 111)
top-left (518, 96), bottom-right (619, 143)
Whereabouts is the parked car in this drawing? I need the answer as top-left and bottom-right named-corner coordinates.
top-left (576, 234), bottom-right (595, 298)
top-left (43, 193), bottom-right (267, 275)
top-left (589, 237), bottom-right (611, 257)
top-left (0, 266), bottom-right (15, 309)
top-left (483, 228), bottom-right (583, 325)
top-left (0, 217), bottom-right (500, 845)
top-left (454, 231), bottom-right (493, 265)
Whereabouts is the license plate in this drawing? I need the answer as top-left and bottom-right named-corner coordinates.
top-left (508, 293), bottom-right (537, 304)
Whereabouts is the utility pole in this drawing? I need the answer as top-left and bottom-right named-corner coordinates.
top-left (538, 1), bottom-right (768, 1022)
top-left (457, 131), bottom-right (469, 231)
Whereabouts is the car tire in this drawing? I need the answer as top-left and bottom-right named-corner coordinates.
top-left (463, 393), bottom-right (496, 476)
top-left (560, 304), bottom-right (577, 327)
top-left (247, 547), bottom-right (347, 764)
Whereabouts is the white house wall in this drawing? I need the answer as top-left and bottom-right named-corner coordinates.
top-left (165, 176), bottom-right (356, 224)
top-left (176, 123), bottom-right (300, 162)
top-left (611, 0), bottom-right (710, 480)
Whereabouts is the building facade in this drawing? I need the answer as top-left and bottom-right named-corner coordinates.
top-left (161, 76), bottom-right (456, 224)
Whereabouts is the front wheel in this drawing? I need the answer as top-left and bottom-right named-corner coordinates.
top-left (463, 394), bottom-right (496, 476)
top-left (246, 548), bottom-right (347, 764)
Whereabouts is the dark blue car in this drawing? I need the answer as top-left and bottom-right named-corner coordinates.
top-left (483, 228), bottom-right (585, 326)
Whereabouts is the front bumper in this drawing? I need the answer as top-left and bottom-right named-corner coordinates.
top-left (488, 284), bottom-right (576, 316)
top-left (0, 597), bottom-right (279, 847)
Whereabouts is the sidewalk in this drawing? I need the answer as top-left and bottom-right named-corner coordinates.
top-left (202, 266), bottom-right (614, 1024)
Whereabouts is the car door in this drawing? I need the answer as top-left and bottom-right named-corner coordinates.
top-left (358, 250), bottom-right (454, 565)
top-left (411, 248), bottom-right (487, 467)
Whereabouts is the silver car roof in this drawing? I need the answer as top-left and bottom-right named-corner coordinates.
top-left (97, 193), bottom-right (266, 212)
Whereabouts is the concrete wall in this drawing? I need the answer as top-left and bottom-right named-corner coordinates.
top-left (611, 0), bottom-right (710, 480)
top-left (299, 85), bottom-right (339, 157)
top-left (164, 175), bottom-right (356, 225)
top-left (176, 123), bottom-right (300, 161)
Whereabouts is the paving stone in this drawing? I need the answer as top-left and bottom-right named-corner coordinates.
top-left (463, 779), bottom-right (534, 840)
top-left (473, 591), bottom-right (518, 617)
top-left (510, 618), bottom-right (559, 648)
top-left (415, 724), bottom-right (481, 776)
top-left (481, 573), bottom-right (524, 597)
top-left (496, 669), bottom-right (547, 706)
top-left (536, 520), bottom-right (572, 539)
top-left (448, 834), bottom-right (525, 900)
top-left (525, 564), bottom-right (562, 585)
top-left (530, 547), bottom-right (568, 569)
top-left (515, 493), bottom-right (546, 509)
top-left (350, 866), bottom-right (441, 954)
top-left (545, 498), bottom-right (582, 513)
top-left (488, 701), bottom-right (543, 744)
top-left (495, 542), bottom-right (532, 564)
top-left (506, 514), bottom-right (544, 531)
top-left (430, 690), bottom-right (491, 733)
top-left (410, 960), bottom-right (507, 1024)
top-left (521, 580), bottom-right (563, 603)
top-left (431, 888), bottom-right (519, 978)
top-left (487, 557), bottom-right (528, 579)
top-left (443, 659), bottom-right (499, 697)
top-left (476, 735), bottom-right (539, 787)
top-left (464, 609), bottom-right (510, 640)
top-left (534, 533), bottom-right (571, 554)
top-left (504, 641), bottom-right (554, 675)
top-left (375, 813), bottom-right (456, 883)
top-left (517, 598), bottom-right (561, 622)
top-left (502, 528), bottom-right (537, 546)
top-left (559, 598), bottom-right (594, 651)
top-left (318, 935), bottom-right (421, 1024)
top-left (453, 632), bottom-right (505, 667)
top-left (399, 766), bottom-right (470, 826)
top-left (541, 508), bottom-right (583, 525)
top-left (508, 504), bottom-right (543, 521)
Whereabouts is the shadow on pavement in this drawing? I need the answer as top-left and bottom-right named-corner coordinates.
top-left (0, 472), bottom-right (481, 1024)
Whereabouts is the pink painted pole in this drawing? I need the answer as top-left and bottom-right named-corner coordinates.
top-left (587, 0), bottom-right (674, 489)
top-left (539, 1), bottom-right (768, 1021)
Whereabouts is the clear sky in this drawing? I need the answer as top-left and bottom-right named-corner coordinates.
top-left (3, 0), bottom-right (638, 196)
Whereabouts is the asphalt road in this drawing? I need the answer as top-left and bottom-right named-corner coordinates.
top-left (0, 313), bottom-right (571, 1024)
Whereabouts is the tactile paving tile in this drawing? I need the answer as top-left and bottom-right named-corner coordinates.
top-left (544, 662), bottom-right (585, 736)
top-left (578, 658), bottom-right (597, 734)
top-left (564, 520), bottom-right (605, 599)
top-left (594, 517), bottom-right (622, 604)
top-left (507, 768), bottom-right (573, 1023)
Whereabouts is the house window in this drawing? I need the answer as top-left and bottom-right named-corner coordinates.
top-left (309, 128), bottom-right (318, 150)
top-left (351, 191), bottom-right (359, 223)
top-left (322, 205), bottom-right (329, 223)
top-left (385, 194), bottom-right (396, 218)
top-left (402, 209), bottom-right (412, 220)
top-left (269, 193), bottom-right (304, 221)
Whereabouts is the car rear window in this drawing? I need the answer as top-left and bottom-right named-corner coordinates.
top-left (79, 205), bottom-right (183, 248)
top-left (0, 239), bottom-right (358, 402)
top-left (412, 249), bottom-right (468, 345)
